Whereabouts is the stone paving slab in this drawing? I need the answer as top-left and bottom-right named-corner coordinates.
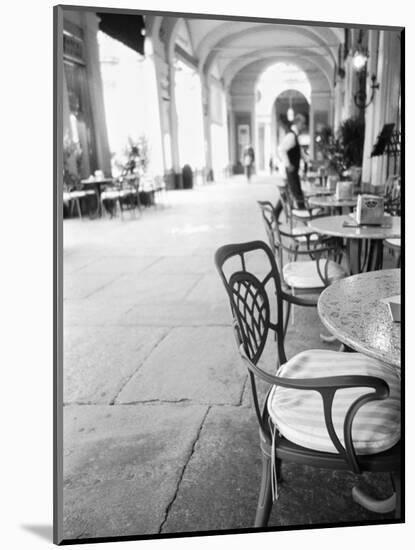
top-left (64, 295), bottom-right (138, 326)
top-left (64, 272), bottom-right (122, 300)
top-left (63, 326), bottom-right (167, 404)
top-left (116, 327), bottom-right (246, 405)
top-left (92, 272), bottom-right (201, 304)
top-left (185, 273), bottom-right (226, 306)
top-left (161, 405), bottom-right (263, 533)
top-left (143, 255), bottom-right (214, 276)
top-left (73, 255), bottom-right (160, 275)
top-left (120, 301), bottom-right (231, 327)
top-left (63, 403), bottom-right (208, 540)
top-left (63, 253), bottom-right (103, 275)
top-left (162, 406), bottom-right (393, 534)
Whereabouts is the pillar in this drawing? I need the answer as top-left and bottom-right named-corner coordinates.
top-left (82, 12), bottom-right (112, 176)
top-left (363, 30), bottom-right (401, 188)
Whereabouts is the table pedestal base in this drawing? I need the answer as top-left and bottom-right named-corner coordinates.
top-left (352, 486), bottom-right (396, 514)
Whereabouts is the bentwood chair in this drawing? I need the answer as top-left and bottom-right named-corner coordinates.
top-left (63, 184), bottom-right (96, 219)
top-left (276, 180), bottom-right (323, 228)
top-left (384, 175), bottom-right (401, 217)
top-left (214, 240), bottom-right (401, 527)
top-left (258, 201), bottom-right (348, 333)
top-left (384, 238), bottom-right (401, 268)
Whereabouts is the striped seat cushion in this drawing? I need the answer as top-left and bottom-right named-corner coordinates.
top-left (385, 238), bottom-right (401, 248)
top-left (267, 350), bottom-right (400, 455)
top-left (283, 260), bottom-right (347, 289)
top-left (292, 208), bottom-right (322, 218)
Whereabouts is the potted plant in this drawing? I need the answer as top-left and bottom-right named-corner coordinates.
top-left (338, 117), bottom-right (365, 185)
top-left (63, 131), bottom-right (82, 189)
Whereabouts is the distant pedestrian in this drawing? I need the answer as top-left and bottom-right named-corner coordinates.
top-left (243, 145), bottom-right (255, 182)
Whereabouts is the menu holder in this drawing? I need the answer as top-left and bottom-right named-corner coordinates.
top-left (380, 295), bottom-right (401, 323)
top-left (355, 194), bottom-right (385, 225)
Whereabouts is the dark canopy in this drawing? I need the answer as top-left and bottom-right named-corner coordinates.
top-left (97, 12), bottom-right (145, 55)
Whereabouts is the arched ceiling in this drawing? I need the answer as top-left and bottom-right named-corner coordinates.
top-left (146, 15), bottom-right (344, 93)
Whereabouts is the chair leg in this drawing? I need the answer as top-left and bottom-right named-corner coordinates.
top-left (283, 300), bottom-right (292, 337)
top-left (75, 198), bottom-right (82, 219)
top-left (254, 452), bottom-right (273, 528)
top-left (392, 471), bottom-right (401, 519)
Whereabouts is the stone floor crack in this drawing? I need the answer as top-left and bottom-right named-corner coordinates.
top-left (238, 374), bottom-right (249, 406)
top-left (158, 406), bottom-right (211, 534)
top-left (182, 273), bottom-right (205, 300)
top-left (109, 329), bottom-right (172, 405)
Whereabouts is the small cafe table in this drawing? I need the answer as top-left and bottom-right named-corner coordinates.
top-left (318, 269), bottom-right (401, 514)
top-left (81, 177), bottom-right (114, 217)
top-left (308, 214), bottom-right (401, 273)
top-left (318, 269), bottom-right (401, 368)
top-left (307, 194), bottom-right (357, 213)
top-left (302, 184), bottom-right (334, 197)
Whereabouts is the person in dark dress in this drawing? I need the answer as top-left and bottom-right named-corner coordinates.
top-left (278, 113), bottom-right (307, 209)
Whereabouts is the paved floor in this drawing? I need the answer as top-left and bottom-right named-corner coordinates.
top-left (62, 175), bottom-right (396, 541)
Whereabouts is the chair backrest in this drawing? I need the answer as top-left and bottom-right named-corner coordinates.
top-left (257, 201), bottom-right (293, 280)
top-left (214, 240), bottom-right (287, 367)
top-left (276, 181), bottom-right (294, 223)
top-left (214, 240), bottom-right (288, 437)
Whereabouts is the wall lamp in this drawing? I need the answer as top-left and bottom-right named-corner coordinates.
top-left (352, 46), bottom-right (380, 109)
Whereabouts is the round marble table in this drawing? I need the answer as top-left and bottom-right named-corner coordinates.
top-left (307, 195), bottom-right (357, 209)
top-left (308, 214), bottom-right (401, 272)
top-left (318, 269), bottom-right (401, 367)
top-left (308, 214), bottom-right (401, 240)
top-left (302, 184), bottom-right (334, 197)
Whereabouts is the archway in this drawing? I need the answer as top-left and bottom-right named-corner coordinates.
top-left (255, 63), bottom-right (311, 173)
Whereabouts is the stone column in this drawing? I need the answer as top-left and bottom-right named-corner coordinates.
top-left (309, 99), bottom-right (315, 160)
top-left (82, 12), bottom-right (112, 176)
top-left (228, 106), bottom-right (236, 167)
top-left (202, 76), bottom-right (213, 178)
top-left (361, 30), bottom-right (380, 185)
top-left (169, 63), bottom-right (181, 175)
top-left (366, 30), bottom-right (401, 189)
top-left (333, 78), bottom-right (345, 133)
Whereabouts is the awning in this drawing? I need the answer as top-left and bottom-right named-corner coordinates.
top-left (97, 12), bottom-right (145, 55)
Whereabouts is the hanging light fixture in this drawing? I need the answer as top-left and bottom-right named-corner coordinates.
top-left (352, 31), bottom-right (380, 109)
top-left (287, 94), bottom-right (294, 122)
top-left (352, 47), bottom-right (368, 71)
top-left (352, 30), bottom-right (368, 71)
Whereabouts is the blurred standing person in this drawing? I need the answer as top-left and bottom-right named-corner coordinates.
top-left (278, 113), bottom-right (308, 208)
top-left (243, 145), bottom-right (255, 182)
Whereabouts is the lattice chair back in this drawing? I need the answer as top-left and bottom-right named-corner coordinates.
top-left (215, 241), bottom-right (287, 367)
top-left (215, 241), bottom-right (288, 435)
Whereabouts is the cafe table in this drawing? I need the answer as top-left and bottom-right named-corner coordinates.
top-left (318, 269), bottom-right (401, 513)
top-left (80, 177), bottom-right (114, 217)
top-left (307, 194), bottom-right (357, 214)
top-left (318, 269), bottom-right (401, 368)
top-left (302, 183), bottom-right (334, 197)
top-left (308, 214), bottom-right (401, 273)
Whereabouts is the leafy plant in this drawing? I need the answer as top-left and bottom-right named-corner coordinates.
top-left (338, 117), bottom-right (365, 167)
top-left (120, 135), bottom-right (151, 175)
top-left (63, 131), bottom-right (82, 187)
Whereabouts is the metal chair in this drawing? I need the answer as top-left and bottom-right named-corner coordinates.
top-left (276, 180), bottom-right (324, 229)
top-left (384, 175), bottom-right (401, 217)
top-left (384, 238), bottom-right (401, 268)
top-left (63, 184), bottom-right (96, 219)
top-left (214, 240), bottom-right (401, 527)
top-left (258, 200), bottom-right (348, 334)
